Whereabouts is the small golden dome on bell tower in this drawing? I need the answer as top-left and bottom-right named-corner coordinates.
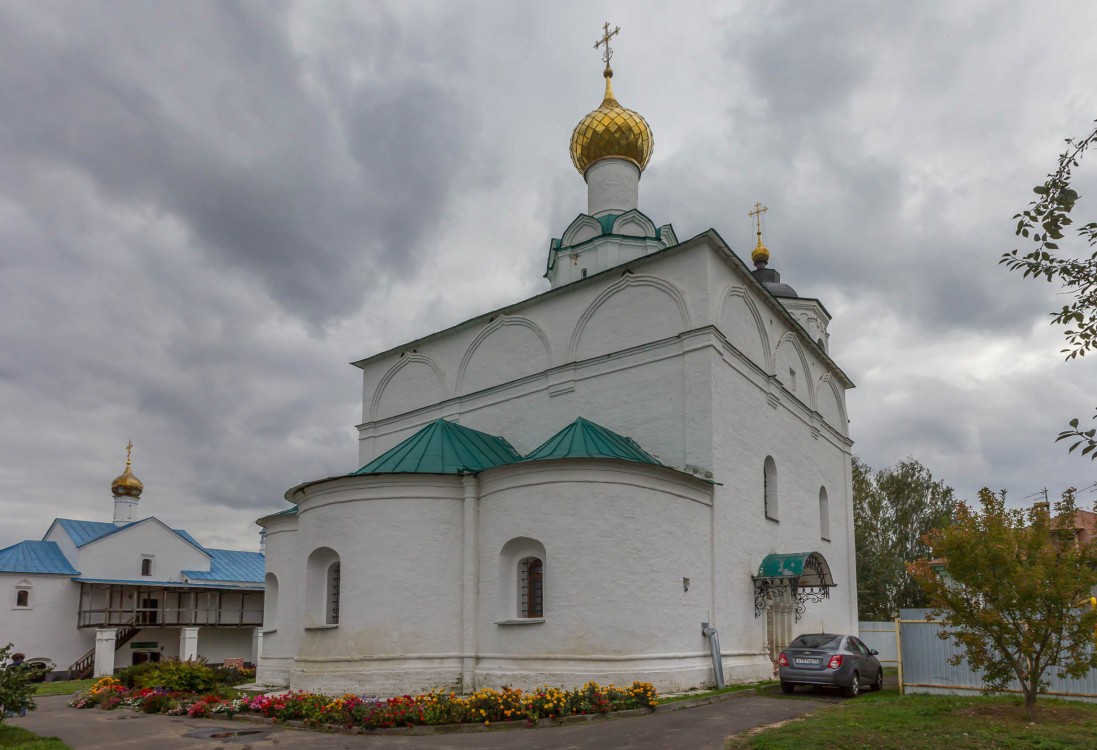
top-left (569, 23), bottom-right (654, 176)
top-left (111, 440), bottom-right (144, 498)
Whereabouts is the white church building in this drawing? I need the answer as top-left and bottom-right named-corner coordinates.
top-left (257, 32), bottom-right (857, 696)
top-left (0, 445), bottom-right (265, 678)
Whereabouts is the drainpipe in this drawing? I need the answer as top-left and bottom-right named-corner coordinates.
top-left (701, 622), bottom-right (725, 689)
top-left (461, 474), bottom-right (479, 692)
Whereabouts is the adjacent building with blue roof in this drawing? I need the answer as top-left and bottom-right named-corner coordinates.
top-left (0, 445), bottom-right (265, 678)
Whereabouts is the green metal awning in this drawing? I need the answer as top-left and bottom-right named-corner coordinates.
top-left (752, 551), bottom-right (836, 622)
top-left (353, 419), bottom-right (522, 475)
top-left (755, 551), bottom-right (835, 587)
top-left (521, 417), bottom-right (662, 465)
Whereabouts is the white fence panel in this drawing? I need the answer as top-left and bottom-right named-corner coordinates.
top-left (899, 608), bottom-right (1097, 701)
top-left (858, 621), bottom-right (898, 666)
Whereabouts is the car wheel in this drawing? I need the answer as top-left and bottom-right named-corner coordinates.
top-left (843, 671), bottom-right (860, 697)
top-left (871, 669), bottom-right (884, 692)
top-left (780, 681), bottom-right (796, 694)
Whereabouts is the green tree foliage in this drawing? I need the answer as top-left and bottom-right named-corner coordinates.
top-left (0, 643), bottom-right (39, 722)
top-left (910, 487), bottom-right (1097, 720)
top-left (1001, 122), bottom-right (1097, 459)
top-left (853, 457), bottom-right (954, 620)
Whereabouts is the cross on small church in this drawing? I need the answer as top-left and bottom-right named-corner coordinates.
top-left (594, 22), bottom-right (620, 71)
top-left (748, 201), bottom-right (768, 241)
top-left (125, 439), bottom-right (133, 466)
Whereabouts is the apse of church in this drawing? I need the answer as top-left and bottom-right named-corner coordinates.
top-left (256, 24), bottom-right (856, 696)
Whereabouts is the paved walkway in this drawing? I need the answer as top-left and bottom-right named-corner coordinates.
top-left (16, 690), bottom-right (836, 750)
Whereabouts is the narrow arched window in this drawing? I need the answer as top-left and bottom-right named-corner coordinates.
top-left (16, 589), bottom-right (29, 607)
top-left (326, 562), bottom-right (341, 625)
top-left (141, 558), bottom-right (153, 576)
top-left (263, 573), bottom-right (279, 630)
top-left (519, 557), bottom-right (543, 618)
top-left (819, 486), bottom-right (831, 540)
top-left (764, 456), bottom-right (778, 521)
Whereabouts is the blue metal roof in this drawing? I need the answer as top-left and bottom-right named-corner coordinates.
top-left (183, 549), bottom-right (265, 583)
top-left (53, 519), bottom-right (118, 546)
top-left (52, 517), bottom-right (209, 555)
top-left (0, 540), bottom-right (79, 575)
top-left (72, 577), bottom-right (262, 591)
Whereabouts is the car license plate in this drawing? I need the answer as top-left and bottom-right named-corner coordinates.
top-left (794, 658), bottom-right (820, 666)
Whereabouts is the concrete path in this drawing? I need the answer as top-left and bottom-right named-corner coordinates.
top-left (16, 690), bottom-right (835, 750)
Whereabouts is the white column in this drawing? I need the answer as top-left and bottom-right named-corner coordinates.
top-left (461, 474), bottom-right (479, 692)
top-left (252, 627), bottom-right (263, 664)
top-left (179, 626), bottom-right (200, 661)
top-left (586, 158), bottom-right (640, 217)
top-left (93, 628), bottom-right (117, 678)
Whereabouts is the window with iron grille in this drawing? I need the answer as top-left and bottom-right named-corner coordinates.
top-left (327, 562), bottom-right (341, 625)
top-left (16, 589), bottom-right (29, 607)
top-left (519, 557), bottom-right (543, 618)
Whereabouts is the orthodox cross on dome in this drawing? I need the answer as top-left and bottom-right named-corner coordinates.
top-left (748, 201), bottom-right (771, 268)
top-left (125, 439), bottom-right (134, 466)
top-left (594, 21), bottom-right (620, 75)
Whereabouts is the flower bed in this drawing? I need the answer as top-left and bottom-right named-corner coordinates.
top-left (67, 677), bottom-right (658, 730)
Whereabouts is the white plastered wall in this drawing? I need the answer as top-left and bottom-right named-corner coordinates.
top-left (0, 574), bottom-right (90, 670)
top-left (76, 520), bottom-right (211, 582)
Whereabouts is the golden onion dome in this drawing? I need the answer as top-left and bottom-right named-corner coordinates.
top-left (570, 69), bottom-right (653, 175)
top-left (751, 238), bottom-right (771, 266)
top-left (111, 441), bottom-right (143, 497)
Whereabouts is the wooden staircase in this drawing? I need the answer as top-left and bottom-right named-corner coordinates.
top-left (68, 623), bottom-right (142, 679)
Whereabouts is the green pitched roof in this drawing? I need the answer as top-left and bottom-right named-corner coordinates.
top-left (522, 417), bottom-right (662, 465)
top-left (353, 419), bottom-right (522, 475)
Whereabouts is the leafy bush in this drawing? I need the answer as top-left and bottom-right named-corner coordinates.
top-left (130, 659), bottom-right (218, 693)
top-left (114, 661), bottom-right (160, 689)
top-left (210, 664), bottom-right (256, 687)
top-left (0, 643), bottom-right (42, 722)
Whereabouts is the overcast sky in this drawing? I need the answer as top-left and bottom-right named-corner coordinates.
top-left (3, 0), bottom-right (1096, 551)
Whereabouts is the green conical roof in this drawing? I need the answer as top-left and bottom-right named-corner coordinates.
top-left (353, 419), bottom-right (522, 475)
top-left (522, 417), bottom-right (662, 465)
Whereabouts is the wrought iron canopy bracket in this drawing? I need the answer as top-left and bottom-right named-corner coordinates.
top-left (752, 576), bottom-right (833, 622)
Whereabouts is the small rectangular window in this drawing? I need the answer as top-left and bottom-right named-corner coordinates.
top-left (141, 557), bottom-right (153, 577)
top-left (16, 589), bottom-right (29, 607)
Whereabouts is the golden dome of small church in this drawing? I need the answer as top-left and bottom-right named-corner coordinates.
top-left (570, 24), bottom-right (653, 175)
top-left (256, 23), bottom-right (856, 698)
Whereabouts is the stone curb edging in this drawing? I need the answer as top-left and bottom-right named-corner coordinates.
top-left (215, 706), bottom-right (654, 736)
top-left (207, 688), bottom-right (760, 736)
top-left (653, 687), bottom-right (761, 713)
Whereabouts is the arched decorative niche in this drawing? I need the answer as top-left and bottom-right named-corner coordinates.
top-left (815, 375), bottom-right (847, 435)
top-left (561, 215), bottom-right (603, 247)
top-left (774, 334), bottom-right (814, 408)
top-left (457, 316), bottom-right (552, 395)
top-left (498, 537), bottom-right (547, 622)
top-left (371, 354), bottom-right (447, 420)
top-left (263, 572), bottom-right (279, 629)
top-left (819, 487), bottom-right (831, 541)
top-left (718, 287), bottom-right (771, 371)
top-left (570, 274), bottom-right (690, 361)
top-left (305, 547), bottom-right (341, 628)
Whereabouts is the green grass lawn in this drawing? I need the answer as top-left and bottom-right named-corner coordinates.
top-left (725, 690), bottom-right (1097, 750)
top-left (32, 679), bottom-right (95, 697)
top-left (0, 724), bottom-right (72, 749)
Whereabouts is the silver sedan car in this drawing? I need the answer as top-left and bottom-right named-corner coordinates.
top-left (778, 633), bottom-right (883, 696)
